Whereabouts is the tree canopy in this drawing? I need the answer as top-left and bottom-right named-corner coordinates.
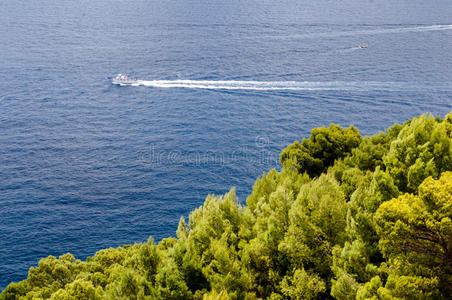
top-left (2, 112), bottom-right (451, 299)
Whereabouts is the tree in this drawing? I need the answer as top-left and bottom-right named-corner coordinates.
top-left (280, 173), bottom-right (347, 295)
top-left (50, 279), bottom-right (104, 300)
top-left (383, 113), bottom-right (452, 192)
top-left (280, 124), bottom-right (361, 177)
top-left (374, 172), bottom-right (452, 298)
top-left (280, 268), bottom-right (326, 299)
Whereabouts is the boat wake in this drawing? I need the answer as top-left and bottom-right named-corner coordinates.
top-left (123, 79), bottom-right (447, 91)
top-left (275, 24), bottom-right (452, 40)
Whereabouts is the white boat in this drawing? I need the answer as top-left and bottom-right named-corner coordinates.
top-left (112, 74), bottom-right (138, 85)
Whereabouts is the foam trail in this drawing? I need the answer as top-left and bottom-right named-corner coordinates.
top-left (276, 24), bottom-right (452, 39)
top-left (133, 80), bottom-right (426, 91)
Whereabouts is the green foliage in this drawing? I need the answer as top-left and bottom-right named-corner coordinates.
top-left (345, 123), bottom-right (402, 173)
top-left (383, 113), bottom-right (452, 192)
top-left (375, 171), bottom-right (452, 298)
top-left (202, 289), bottom-right (230, 300)
top-left (355, 276), bottom-right (382, 300)
top-left (2, 112), bottom-right (451, 299)
top-left (280, 268), bottom-right (326, 299)
top-left (0, 281), bottom-right (30, 300)
top-left (280, 124), bottom-right (362, 177)
top-left (50, 279), bottom-right (103, 300)
top-left (279, 172), bottom-right (347, 295)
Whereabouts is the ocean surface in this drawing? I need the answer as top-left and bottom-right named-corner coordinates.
top-left (1, 0), bottom-right (452, 289)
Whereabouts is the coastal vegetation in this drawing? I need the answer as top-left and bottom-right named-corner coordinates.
top-left (2, 112), bottom-right (452, 299)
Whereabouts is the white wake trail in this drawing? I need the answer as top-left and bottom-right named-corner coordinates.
top-left (338, 24), bottom-right (452, 37)
top-left (278, 24), bottom-right (452, 39)
top-left (132, 80), bottom-right (423, 91)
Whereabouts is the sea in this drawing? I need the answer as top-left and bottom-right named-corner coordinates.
top-left (1, 0), bottom-right (451, 289)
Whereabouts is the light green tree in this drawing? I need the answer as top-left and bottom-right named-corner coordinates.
top-left (374, 172), bottom-right (452, 298)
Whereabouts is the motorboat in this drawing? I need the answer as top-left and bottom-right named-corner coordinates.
top-left (112, 74), bottom-right (138, 85)
top-left (360, 45), bottom-right (368, 49)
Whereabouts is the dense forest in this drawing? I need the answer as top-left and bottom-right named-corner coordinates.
top-left (2, 112), bottom-right (452, 299)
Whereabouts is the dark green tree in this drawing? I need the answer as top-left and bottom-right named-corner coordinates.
top-left (280, 124), bottom-right (361, 177)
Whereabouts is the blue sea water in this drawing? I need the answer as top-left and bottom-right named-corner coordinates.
top-left (1, 0), bottom-right (452, 289)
